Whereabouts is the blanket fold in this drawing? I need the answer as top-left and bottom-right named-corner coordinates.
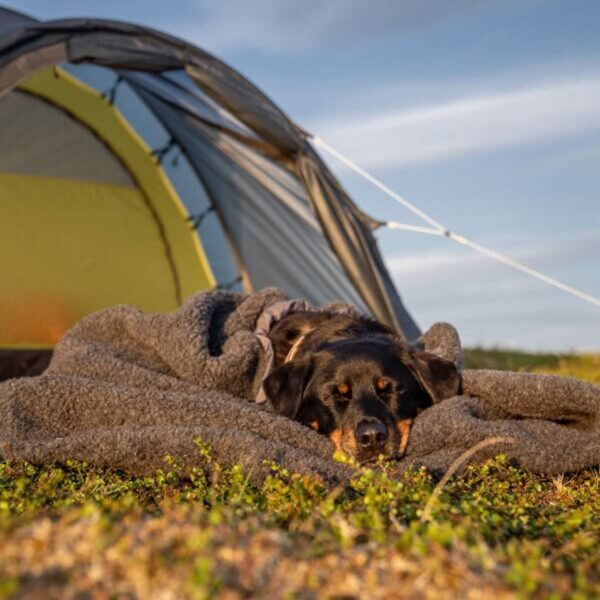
top-left (1, 289), bottom-right (598, 483)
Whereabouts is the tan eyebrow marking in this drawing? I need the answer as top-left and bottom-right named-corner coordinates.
top-left (337, 383), bottom-right (350, 395)
top-left (376, 377), bottom-right (390, 390)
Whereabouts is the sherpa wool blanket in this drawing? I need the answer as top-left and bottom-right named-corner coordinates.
top-left (1, 288), bottom-right (599, 485)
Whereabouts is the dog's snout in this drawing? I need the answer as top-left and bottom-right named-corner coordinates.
top-left (355, 420), bottom-right (388, 450)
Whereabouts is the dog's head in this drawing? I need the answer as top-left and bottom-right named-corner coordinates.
top-left (264, 335), bottom-right (460, 464)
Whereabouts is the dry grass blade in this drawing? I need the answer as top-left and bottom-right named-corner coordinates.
top-left (420, 436), bottom-right (517, 523)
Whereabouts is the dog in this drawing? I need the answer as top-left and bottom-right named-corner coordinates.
top-left (264, 311), bottom-right (461, 464)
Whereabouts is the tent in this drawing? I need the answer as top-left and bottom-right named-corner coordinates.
top-left (0, 6), bottom-right (420, 376)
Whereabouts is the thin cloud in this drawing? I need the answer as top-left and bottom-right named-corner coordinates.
top-left (181, 0), bottom-right (486, 53)
top-left (391, 235), bottom-right (600, 352)
top-left (387, 230), bottom-right (600, 284)
top-left (310, 76), bottom-right (600, 168)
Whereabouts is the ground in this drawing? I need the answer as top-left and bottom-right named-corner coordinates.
top-left (0, 351), bottom-right (598, 599)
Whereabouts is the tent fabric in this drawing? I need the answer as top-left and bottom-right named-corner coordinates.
top-left (0, 173), bottom-right (199, 347)
top-left (125, 69), bottom-right (419, 336)
top-left (132, 81), bottom-right (367, 310)
top-left (121, 70), bottom-right (275, 158)
top-left (0, 8), bottom-right (420, 338)
top-left (0, 173), bottom-right (190, 346)
top-left (18, 67), bottom-right (216, 300)
top-left (0, 65), bottom-right (216, 347)
top-left (296, 146), bottom-right (421, 339)
top-left (0, 7), bottom-right (37, 37)
top-left (0, 90), bottom-right (133, 185)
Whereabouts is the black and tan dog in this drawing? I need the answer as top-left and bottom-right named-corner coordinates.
top-left (264, 311), bottom-right (461, 464)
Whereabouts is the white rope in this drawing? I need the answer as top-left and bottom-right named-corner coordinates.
top-left (312, 137), bottom-right (446, 232)
top-left (312, 136), bottom-right (600, 309)
top-left (386, 222), bottom-right (445, 236)
top-left (447, 232), bottom-right (600, 307)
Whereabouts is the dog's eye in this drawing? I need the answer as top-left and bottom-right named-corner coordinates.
top-left (375, 377), bottom-right (392, 393)
top-left (336, 382), bottom-right (351, 397)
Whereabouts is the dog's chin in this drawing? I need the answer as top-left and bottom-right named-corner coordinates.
top-left (344, 441), bottom-right (402, 465)
top-left (356, 454), bottom-right (382, 465)
top-left (355, 448), bottom-right (401, 465)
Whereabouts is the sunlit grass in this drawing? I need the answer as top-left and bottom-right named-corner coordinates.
top-left (465, 347), bottom-right (600, 384)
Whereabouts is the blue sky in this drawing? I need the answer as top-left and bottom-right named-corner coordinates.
top-left (8, 0), bottom-right (600, 351)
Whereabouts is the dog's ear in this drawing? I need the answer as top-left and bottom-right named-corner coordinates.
top-left (406, 349), bottom-right (461, 404)
top-left (263, 359), bottom-right (311, 418)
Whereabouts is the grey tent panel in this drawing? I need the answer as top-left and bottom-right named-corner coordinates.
top-left (136, 85), bottom-right (367, 309)
top-left (74, 29), bottom-right (301, 153)
top-left (297, 147), bottom-right (421, 339)
top-left (0, 8), bottom-right (420, 338)
top-left (0, 7), bottom-right (36, 36)
top-left (0, 39), bottom-right (67, 94)
top-left (0, 90), bottom-right (134, 185)
top-left (122, 70), bottom-right (263, 147)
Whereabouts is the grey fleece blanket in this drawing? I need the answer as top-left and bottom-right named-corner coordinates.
top-left (1, 289), bottom-right (598, 484)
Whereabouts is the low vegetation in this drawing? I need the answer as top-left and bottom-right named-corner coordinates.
top-left (0, 350), bottom-right (598, 598)
top-left (464, 348), bottom-right (600, 384)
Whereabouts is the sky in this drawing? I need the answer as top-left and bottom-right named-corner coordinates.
top-left (7, 0), bottom-right (600, 351)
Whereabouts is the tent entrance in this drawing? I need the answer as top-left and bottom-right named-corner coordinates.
top-left (0, 67), bottom-right (215, 347)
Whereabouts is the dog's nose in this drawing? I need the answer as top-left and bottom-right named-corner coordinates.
top-left (355, 420), bottom-right (388, 451)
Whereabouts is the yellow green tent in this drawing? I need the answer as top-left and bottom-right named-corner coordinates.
top-left (0, 67), bottom-right (214, 347)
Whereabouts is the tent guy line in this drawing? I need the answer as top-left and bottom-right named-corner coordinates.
top-left (311, 136), bottom-right (600, 309)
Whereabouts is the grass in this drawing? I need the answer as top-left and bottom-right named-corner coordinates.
top-left (464, 348), bottom-right (600, 384)
top-left (0, 350), bottom-right (598, 599)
